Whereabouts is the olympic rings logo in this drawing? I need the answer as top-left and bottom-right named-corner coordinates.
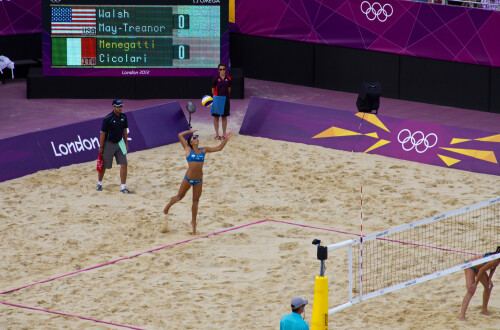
top-left (360, 1), bottom-right (393, 22)
top-left (397, 129), bottom-right (438, 153)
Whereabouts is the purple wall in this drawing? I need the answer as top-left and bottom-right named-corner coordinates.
top-left (0, 0), bottom-right (41, 36)
top-left (232, 0), bottom-right (500, 67)
top-left (3, 0), bottom-right (500, 67)
top-left (240, 97), bottom-right (500, 176)
top-left (0, 102), bottom-right (190, 182)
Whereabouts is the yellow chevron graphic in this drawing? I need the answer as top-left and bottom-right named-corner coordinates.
top-left (440, 147), bottom-right (498, 164)
top-left (475, 134), bottom-right (500, 143)
top-left (450, 138), bottom-right (471, 145)
top-left (229, 0), bottom-right (235, 23)
top-left (312, 126), bottom-right (362, 139)
top-left (437, 154), bottom-right (461, 167)
top-left (364, 132), bottom-right (379, 139)
top-left (365, 139), bottom-right (390, 153)
top-left (355, 113), bottom-right (390, 132)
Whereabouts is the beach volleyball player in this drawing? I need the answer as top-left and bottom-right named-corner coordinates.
top-left (162, 129), bottom-right (233, 234)
top-left (460, 246), bottom-right (500, 321)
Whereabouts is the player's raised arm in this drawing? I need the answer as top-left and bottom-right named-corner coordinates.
top-left (178, 129), bottom-right (197, 150)
top-left (204, 131), bottom-right (233, 153)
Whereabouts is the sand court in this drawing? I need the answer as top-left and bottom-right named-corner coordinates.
top-left (1, 134), bottom-right (500, 329)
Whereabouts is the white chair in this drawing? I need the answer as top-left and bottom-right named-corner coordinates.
top-left (0, 55), bottom-right (15, 84)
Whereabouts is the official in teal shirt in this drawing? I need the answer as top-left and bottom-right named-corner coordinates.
top-left (280, 297), bottom-right (309, 330)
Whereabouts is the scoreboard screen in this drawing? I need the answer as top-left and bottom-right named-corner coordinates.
top-left (42, 0), bottom-right (228, 77)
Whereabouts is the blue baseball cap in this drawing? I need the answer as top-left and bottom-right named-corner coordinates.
top-left (112, 99), bottom-right (123, 107)
top-left (291, 297), bottom-right (308, 309)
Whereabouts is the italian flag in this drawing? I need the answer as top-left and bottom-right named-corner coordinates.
top-left (52, 38), bottom-right (96, 66)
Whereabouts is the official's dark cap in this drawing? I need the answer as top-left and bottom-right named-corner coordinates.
top-left (112, 99), bottom-right (123, 107)
top-left (291, 297), bottom-right (308, 309)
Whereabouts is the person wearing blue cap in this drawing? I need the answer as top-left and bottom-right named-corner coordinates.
top-left (280, 297), bottom-right (309, 330)
top-left (96, 99), bottom-right (132, 194)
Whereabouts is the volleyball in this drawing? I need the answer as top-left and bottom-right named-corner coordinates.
top-left (201, 95), bottom-right (213, 107)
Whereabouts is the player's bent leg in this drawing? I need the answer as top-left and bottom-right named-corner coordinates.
top-left (190, 182), bottom-right (202, 234)
top-left (479, 274), bottom-right (492, 315)
top-left (460, 269), bottom-right (476, 321)
top-left (163, 179), bottom-right (191, 215)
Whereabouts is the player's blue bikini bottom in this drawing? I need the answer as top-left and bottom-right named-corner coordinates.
top-left (469, 265), bottom-right (479, 273)
top-left (185, 175), bottom-right (202, 185)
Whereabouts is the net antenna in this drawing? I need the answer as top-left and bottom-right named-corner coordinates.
top-left (324, 197), bottom-right (500, 314)
top-left (359, 187), bottom-right (363, 299)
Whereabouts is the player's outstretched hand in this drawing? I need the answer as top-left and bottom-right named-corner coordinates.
top-left (225, 130), bottom-right (234, 140)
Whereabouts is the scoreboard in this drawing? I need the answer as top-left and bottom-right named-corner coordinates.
top-left (42, 0), bottom-right (228, 76)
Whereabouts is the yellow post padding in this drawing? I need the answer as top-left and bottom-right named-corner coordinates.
top-left (311, 276), bottom-right (328, 330)
top-left (229, 0), bottom-right (235, 23)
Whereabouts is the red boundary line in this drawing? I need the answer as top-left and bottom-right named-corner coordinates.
top-left (267, 219), bottom-right (362, 236)
top-left (0, 301), bottom-right (146, 330)
top-left (1, 219), bottom-right (267, 295)
top-left (267, 219), bottom-right (478, 255)
top-left (1, 220), bottom-right (269, 329)
top-left (2, 219), bottom-right (475, 296)
top-left (1, 218), bottom-right (477, 328)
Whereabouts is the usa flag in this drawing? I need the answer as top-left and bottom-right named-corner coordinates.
top-left (51, 7), bottom-right (96, 35)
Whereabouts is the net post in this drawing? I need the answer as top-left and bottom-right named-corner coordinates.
top-left (311, 239), bottom-right (328, 330)
top-left (348, 244), bottom-right (352, 301)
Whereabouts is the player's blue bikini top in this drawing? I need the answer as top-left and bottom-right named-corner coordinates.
top-left (187, 148), bottom-right (205, 163)
top-left (469, 253), bottom-right (497, 273)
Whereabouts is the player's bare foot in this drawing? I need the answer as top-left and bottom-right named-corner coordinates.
top-left (191, 220), bottom-right (196, 235)
top-left (459, 316), bottom-right (466, 321)
top-left (481, 310), bottom-right (491, 316)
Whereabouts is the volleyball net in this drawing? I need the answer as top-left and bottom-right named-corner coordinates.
top-left (320, 197), bottom-right (500, 316)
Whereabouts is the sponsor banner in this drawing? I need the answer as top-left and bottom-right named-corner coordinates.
top-left (0, 133), bottom-right (49, 182)
top-left (240, 97), bottom-right (500, 176)
top-left (232, 0), bottom-right (500, 67)
top-left (33, 115), bottom-right (145, 169)
top-left (0, 102), bottom-right (189, 182)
